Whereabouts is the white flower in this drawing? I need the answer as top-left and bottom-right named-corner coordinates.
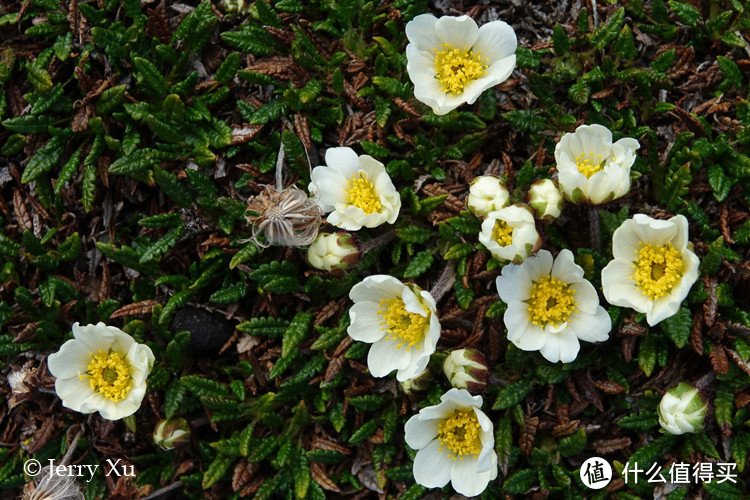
top-left (404, 388), bottom-right (497, 497)
top-left (657, 382), bottom-right (707, 435)
top-left (405, 14), bottom-right (517, 116)
top-left (600, 214), bottom-right (700, 326)
top-left (309, 147), bottom-right (401, 231)
top-left (306, 232), bottom-right (359, 271)
top-left (528, 178), bottom-right (564, 221)
top-left (478, 204), bottom-right (540, 263)
top-left (348, 275), bottom-right (440, 382)
top-left (48, 322), bottom-right (155, 420)
top-left (496, 249), bottom-right (611, 363)
top-left (555, 124), bottom-right (640, 204)
top-left (466, 176), bottom-right (510, 218)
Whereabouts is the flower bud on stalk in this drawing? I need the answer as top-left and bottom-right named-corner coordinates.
top-left (466, 176), bottom-right (510, 219)
top-left (528, 179), bottom-right (564, 221)
top-left (306, 233), bottom-right (359, 272)
top-left (443, 349), bottom-right (488, 394)
top-left (657, 382), bottom-right (708, 435)
top-left (153, 417), bottom-right (191, 450)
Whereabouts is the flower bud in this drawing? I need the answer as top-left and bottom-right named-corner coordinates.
top-left (153, 417), bottom-right (191, 450)
top-left (467, 176), bottom-right (510, 219)
top-left (399, 369), bottom-right (433, 393)
top-left (443, 349), bottom-right (488, 395)
top-left (657, 383), bottom-right (707, 435)
top-left (306, 233), bottom-right (359, 272)
top-left (528, 179), bottom-right (564, 221)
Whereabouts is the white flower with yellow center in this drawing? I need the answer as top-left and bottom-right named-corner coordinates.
top-left (478, 204), bottom-right (540, 263)
top-left (48, 322), bottom-right (155, 420)
top-left (466, 175), bottom-right (510, 218)
top-left (404, 388), bottom-right (497, 497)
top-left (405, 14), bottom-right (517, 116)
top-left (496, 249), bottom-right (611, 363)
top-left (555, 124), bottom-right (640, 204)
top-left (310, 147), bottom-right (401, 231)
top-left (601, 214), bottom-right (699, 326)
top-left (348, 275), bottom-right (440, 382)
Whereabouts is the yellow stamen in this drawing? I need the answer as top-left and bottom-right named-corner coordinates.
top-left (527, 275), bottom-right (577, 327)
top-left (492, 220), bottom-right (514, 247)
top-left (346, 173), bottom-right (382, 215)
top-left (575, 151), bottom-right (605, 178)
top-left (434, 43), bottom-right (488, 95)
top-left (438, 410), bottom-right (482, 460)
top-left (83, 350), bottom-right (132, 402)
top-left (378, 298), bottom-right (428, 351)
top-left (632, 242), bottom-right (684, 300)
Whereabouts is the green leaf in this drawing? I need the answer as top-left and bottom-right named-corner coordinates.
top-left (503, 468), bottom-right (536, 494)
top-left (617, 411), bottom-right (658, 430)
top-left (402, 249), bottom-right (434, 279)
top-left (282, 311), bottom-right (313, 359)
top-left (209, 282), bottom-right (248, 303)
top-left (453, 279), bottom-right (474, 309)
top-left (54, 150), bottom-right (82, 196)
top-left (668, 1), bottom-right (701, 28)
top-left (701, 236), bottom-right (724, 275)
top-left (638, 334), bottom-right (658, 377)
top-left (714, 382), bottom-right (733, 432)
top-left (396, 226), bottom-right (432, 244)
top-left (591, 7), bottom-right (625, 50)
top-left (164, 379), bottom-right (186, 419)
top-left (443, 243), bottom-right (473, 260)
top-left (81, 136), bottom-right (102, 212)
top-left (202, 455), bottom-right (232, 490)
top-left (661, 306), bottom-right (692, 348)
top-left (2, 114), bottom-right (54, 134)
top-left (109, 148), bottom-right (175, 176)
top-left (26, 61), bottom-right (53, 92)
top-left (717, 55), bottom-right (743, 88)
top-left (348, 420), bottom-right (377, 444)
top-left (221, 26), bottom-right (275, 56)
top-left (493, 380), bottom-right (534, 410)
top-left (181, 375), bottom-right (229, 398)
top-left (422, 111), bottom-right (486, 130)
top-left (256, 0), bottom-right (282, 27)
top-left (502, 110), bottom-right (547, 133)
top-left (558, 428), bottom-right (586, 457)
top-left (139, 227), bottom-right (184, 264)
top-left (22, 134), bottom-right (66, 183)
top-left (97, 84), bottom-right (126, 115)
top-left (359, 141), bottom-right (390, 157)
top-left (250, 260), bottom-right (300, 294)
top-left (552, 23), bottom-right (570, 54)
top-left (651, 48), bottom-right (676, 73)
top-left (237, 316), bottom-right (289, 338)
top-left (133, 57), bottom-right (168, 96)
top-left (568, 80), bottom-right (590, 105)
top-left (154, 166), bottom-right (194, 208)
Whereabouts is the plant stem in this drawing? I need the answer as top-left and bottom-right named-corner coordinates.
top-left (589, 205), bottom-right (600, 252)
top-left (430, 260), bottom-right (456, 303)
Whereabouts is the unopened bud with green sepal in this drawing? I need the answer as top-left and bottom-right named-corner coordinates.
top-left (657, 382), bottom-right (707, 435)
top-left (443, 349), bottom-right (488, 395)
top-left (153, 417), bottom-right (191, 450)
top-left (306, 233), bottom-right (359, 272)
top-left (528, 179), bottom-right (564, 221)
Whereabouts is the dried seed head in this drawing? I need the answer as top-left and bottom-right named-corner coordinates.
top-left (21, 467), bottom-right (84, 500)
top-left (245, 185), bottom-right (323, 248)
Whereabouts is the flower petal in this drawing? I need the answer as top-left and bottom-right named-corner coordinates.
top-left (601, 260), bottom-right (650, 313)
top-left (324, 147), bottom-right (360, 177)
top-left (473, 20), bottom-right (517, 61)
top-left (504, 301), bottom-right (531, 342)
top-left (450, 455), bottom-right (494, 497)
top-left (48, 340), bottom-right (91, 379)
top-left (521, 250), bottom-right (553, 281)
top-left (404, 414), bottom-right (439, 449)
top-left (405, 14), bottom-right (440, 51)
top-left (349, 275), bottom-right (403, 303)
top-left (570, 306), bottom-right (611, 343)
top-left (348, 302), bottom-right (387, 343)
top-left (550, 249), bottom-right (584, 284)
top-left (435, 15), bottom-right (479, 49)
top-left (539, 331), bottom-right (580, 363)
top-left (367, 337), bottom-right (410, 377)
top-left (512, 323), bottom-right (547, 352)
top-left (496, 264), bottom-right (531, 303)
top-left (413, 440), bottom-right (453, 488)
top-left (441, 387), bottom-right (483, 408)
